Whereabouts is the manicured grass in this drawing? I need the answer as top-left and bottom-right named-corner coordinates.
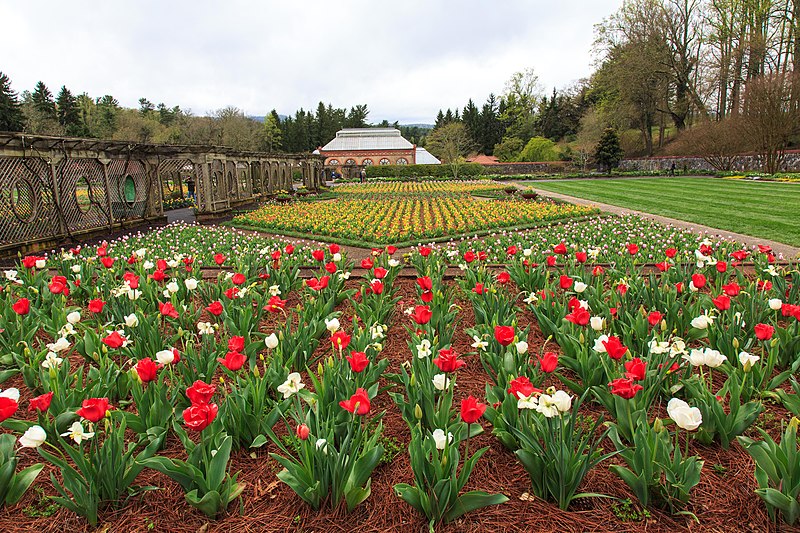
top-left (524, 177), bottom-right (800, 247)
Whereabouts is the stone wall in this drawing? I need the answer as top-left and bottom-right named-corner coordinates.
top-left (480, 161), bottom-right (570, 175)
top-left (620, 150), bottom-right (800, 173)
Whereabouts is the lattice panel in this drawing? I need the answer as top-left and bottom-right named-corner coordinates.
top-left (0, 157), bottom-right (58, 247)
top-left (226, 161), bottom-right (238, 200)
top-left (158, 159), bottom-right (198, 211)
top-left (57, 158), bottom-right (110, 233)
top-left (106, 159), bottom-right (148, 222)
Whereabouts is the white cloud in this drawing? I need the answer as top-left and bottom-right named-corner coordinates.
top-left (1, 0), bottom-right (624, 123)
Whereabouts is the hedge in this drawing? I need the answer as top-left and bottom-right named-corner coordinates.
top-left (365, 163), bottom-right (485, 179)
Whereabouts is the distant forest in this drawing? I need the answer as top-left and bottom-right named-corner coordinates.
top-left (0, 73), bottom-right (430, 153)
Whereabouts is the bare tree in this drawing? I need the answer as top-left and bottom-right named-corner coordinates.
top-left (671, 117), bottom-right (748, 169)
top-left (426, 123), bottom-right (477, 179)
top-left (739, 71), bottom-right (800, 173)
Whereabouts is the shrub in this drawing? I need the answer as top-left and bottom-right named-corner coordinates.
top-left (365, 163), bottom-right (484, 179)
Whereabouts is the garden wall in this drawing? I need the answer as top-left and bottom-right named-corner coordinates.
top-left (479, 161), bottom-right (570, 175)
top-left (620, 150), bottom-right (800, 173)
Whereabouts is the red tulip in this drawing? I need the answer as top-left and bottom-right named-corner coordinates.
top-left (284, 244), bottom-right (295, 255)
top-left (546, 255), bottom-right (557, 267)
top-left (264, 296), bottom-right (287, 313)
top-left (722, 282), bottom-right (741, 296)
top-left (647, 311), bottom-right (663, 326)
top-left (206, 300), bottom-right (224, 316)
top-left (346, 351), bottom-right (370, 373)
top-left (553, 242), bottom-right (567, 255)
top-left (311, 249), bottom-right (325, 261)
top-left (386, 245), bottom-right (397, 255)
top-left (331, 331), bottom-right (351, 351)
top-left (370, 280), bottom-right (384, 294)
top-left (339, 388), bottom-right (370, 415)
top-left (213, 253), bottom-right (226, 265)
top-left (434, 348), bottom-right (466, 372)
top-left (88, 299), bottom-right (106, 313)
top-left (76, 397), bottom-right (112, 422)
top-left (624, 358), bottom-right (646, 381)
top-left (411, 305), bottom-right (432, 325)
top-left (150, 269), bottom-right (166, 282)
top-left (716, 261), bottom-right (728, 273)
top-left (460, 396), bottom-right (486, 424)
top-left (217, 351), bottom-right (247, 371)
top-left (183, 402), bottom-right (218, 431)
top-left (508, 376), bottom-right (541, 399)
top-left (361, 258), bottom-right (374, 269)
top-left (494, 325), bottom-right (515, 346)
top-left (0, 397), bottom-right (19, 422)
top-left (329, 243), bottom-right (340, 254)
top-left (135, 358), bottom-right (159, 382)
top-left (538, 351), bottom-right (558, 373)
top-left (296, 423), bottom-right (310, 440)
top-left (496, 272), bottom-right (510, 284)
top-left (231, 273), bottom-right (246, 285)
top-left (665, 247), bottom-right (678, 258)
top-left (159, 301), bottom-right (179, 318)
top-left (575, 251), bottom-right (588, 263)
top-left (28, 392), bottom-right (53, 412)
top-left (754, 323), bottom-right (774, 341)
top-left (12, 298), bottom-right (30, 315)
top-left (416, 276), bottom-right (433, 291)
top-left (507, 245), bottom-right (518, 256)
top-left (565, 307), bottom-right (590, 326)
top-left (626, 243), bottom-right (639, 255)
top-left (559, 275), bottom-right (573, 290)
top-left (712, 294), bottom-right (731, 311)
top-left (609, 377), bottom-right (643, 399)
top-left (305, 276), bottom-right (330, 291)
top-left (602, 336), bottom-right (628, 360)
top-left (100, 257), bottom-right (115, 268)
top-left (102, 331), bottom-right (126, 349)
top-left (186, 380), bottom-right (215, 405)
top-left (374, 267), bottom-right (388, 279)
top-left (418, 246), bottom-right (432, 257)
top-left (228, 336), bottom-right (245, 352)
top-left (691, 273), bottom-right (706, 289)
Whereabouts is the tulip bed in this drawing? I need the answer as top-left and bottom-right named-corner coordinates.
top-left (232, 181), bottom-right (597, 245)
top-left (0, 226), bottom-right (799, 532)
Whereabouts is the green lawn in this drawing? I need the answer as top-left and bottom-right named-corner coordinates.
top-left (523, 177), bottom-right (800, 247)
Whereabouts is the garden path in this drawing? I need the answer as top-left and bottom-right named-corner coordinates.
top-left (512, 182), bottom-right (800, 260)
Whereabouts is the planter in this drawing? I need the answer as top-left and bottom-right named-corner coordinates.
top-left (521, 192), bottom-right (538, 200)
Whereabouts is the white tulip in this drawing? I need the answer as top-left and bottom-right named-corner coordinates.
top-left (648, 340), bottom-right (670, 355)
top-left (135, 248), bottom-right (147, 259)
top-left (166, 281), bottom-right (180, 294)
top-left (535, 394), bottom-right (561, 418)
top-left (738, 351), bottom-right (760, 368)
top-left (551, 390), bottom-right (572, 413)
top-left (71, 264), bottom-right (81, 273)
top-left (574, 281), bottom-right (588, 293)
top-left (332, 252), bottom-right (342, 262)
top-left (277, 372), bottom-right (305, 399)
top-left (517, 394), bottom-right (538, 410)
top-left (431, 428), bottom-right (453, 450)
top-left (125, 314), bottom-right (139, 328)
top-left (315, 438), bottom-right (328, 454)
top-left (19, 425), bottom-right (47, 448)
top-left (47, 338), bottom-right (71, 353)
top-left (590, 316), bottom-right (604, 331)
top-left (269, 284), bottom-right (282, 296)
top-left (416, 339), bottom-right (432, 359)
top-left (325, 317), bottom-right (340, 333)
top-left (690, 314), bottom-right (714, 330)
top-left (3, 270), bottom-right (18, 280)
top-left (432, 374), bottom-right (450, 391)
top-left (184, 278), bottom-right (199, 291)
top-left (197, 321), bottom-right (215, 335)
top-left (66, 311), bottom-right (81, 325)
top-left (0, 388), bottom-right (20, 401)
top-left (143, 260), bottom-right (155, 270)
top-left (667, 398), bottom-right (702, 431)
top-left (155, 349), bottom-right (176, 365)
top-left (523, 292), bottom-right (538, 304)
top-left (265, 333), bottom-right (279, 349)
top-left (388, 259), bottom-right (400, 267)
top-left (768, 298), bottom-right (782, 311)
top-left (35, 259), bottom-right (46, 269)
top-left (515, 341), bottom-right (529, 354)
top-left (593, 334), bottom-right (609, 353)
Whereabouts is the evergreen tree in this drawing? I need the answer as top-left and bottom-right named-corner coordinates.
top-left (462, 99), bottom-right (480, 145)
top-left (262, 109), bottom-right (282, 152)
top-left (31, 81), bottom-right (57, 120)
top-left (0, 71), bottom-right (24, 132)
top-left (594, 127), bottom-right (623, 172)
top-left (344, 104), bottom-right (369, 128)
top-left (56, 85), bottom-right (83, 136)
top-left (434, 110), bottom-right (445, 128)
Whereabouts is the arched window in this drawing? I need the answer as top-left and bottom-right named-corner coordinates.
top-left (379, 158), bottom-right (391, 165)
top-left (396, 158), bottom-right (408, 165)
top-left (328, 159), bottom-right (339, 166)
top-left (345, 159), bottom-right (356, 166)
top-left (362, 158), bottom-right (374, 166)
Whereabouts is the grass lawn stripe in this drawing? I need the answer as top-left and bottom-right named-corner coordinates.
top-left (527, 178), bottom-right (800, 247)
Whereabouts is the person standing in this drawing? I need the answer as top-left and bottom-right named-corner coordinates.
top-left (360, 168), bottom-right (366, 183)
top-left (186, 176), bottom-right (196, 202)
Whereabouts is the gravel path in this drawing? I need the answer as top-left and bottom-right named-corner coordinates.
top-left (515, 182), bottom-right (800, 260)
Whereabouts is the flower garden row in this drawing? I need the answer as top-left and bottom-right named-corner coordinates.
top-left (233, 181), bottom-right (597, 244)
top-left (1, 226), bottom-right (799, 530)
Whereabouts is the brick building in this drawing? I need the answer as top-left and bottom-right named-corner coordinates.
top-left (318, 128), bottom-right (417, 177)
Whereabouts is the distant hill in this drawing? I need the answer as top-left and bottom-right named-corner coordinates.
top-left (249, 115), bottom-right (287, 122)
top-left (248, 116), bottom-right (434, 130)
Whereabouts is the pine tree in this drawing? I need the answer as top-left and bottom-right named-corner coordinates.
top-left (0, 71), bottom-right (24, 131)
top-left (32, 81), bottom-right (57, 120)
top-left (56, 85), bottom-right (83, 136)
top-left (594, 127), bottom-right (623, 172)
top-left (262, 109), bottom-right (282, 152)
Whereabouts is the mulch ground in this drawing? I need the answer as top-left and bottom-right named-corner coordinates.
top-left (0, 278), bottom-right (792, 533)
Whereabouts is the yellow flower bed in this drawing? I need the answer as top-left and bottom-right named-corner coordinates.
top-left (235, 182), bottom-right (595, 243)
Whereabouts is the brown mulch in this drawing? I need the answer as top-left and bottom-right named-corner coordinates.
top-left (0, 279), bottom-right (793, 533)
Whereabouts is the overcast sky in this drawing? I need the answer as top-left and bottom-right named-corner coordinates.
top-left (2, 0), bottom-right (624, 124)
